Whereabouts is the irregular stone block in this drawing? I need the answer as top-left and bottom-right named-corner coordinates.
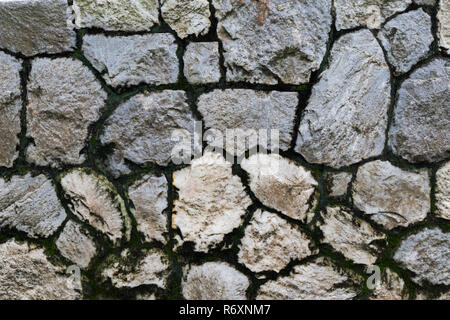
top-left (184, 42), bottom-right (221, 84)
top-left (413, 0), bottom-right (435, 5)
top-left (326, 172), bottom-right (352, 198)
top-left (438, 0), bottom-right (450, 54)
top-left (369, 268), bottom-right (409, 300)
top-left (436, 161), bottom-right (450, 220)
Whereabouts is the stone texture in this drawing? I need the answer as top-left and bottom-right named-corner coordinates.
top-left (438, 0), bottom-right (450, 54)
top-left (182, 262), bottom-right (249, 300)
top-left (0, 52), bottom-right (22, 168)
top-left (0, 0), bottom-right (75, 56)
top-left (83, 34), bottom-right (178, 88)
top-left (436, 161), bottom-right (450, 220)
top-left (128, 174), bottom-right (168, 244)
top-left (353, 161), bottom-right (430, 229)
top-left (213, 0), bottom-right (332, 84)
top-left (184, 42), bottom-right (221, 84)
top-left (56, 221), bottom-right (97, 269)
top-left (327, 172), bottom-right (352, 198)
top-left (296, 30), bottom-right (390, 168)
top-left (197, 89), bottom-right (298, 156)
top-left (73, 0), bottom-right (159, 31)
top-left (334, 0), bottom-right (412, 30)
top-left (414, 0), bottom-right (435, 5)
top-left (394, 228), bottom-right (450, 285)
top-left (241, 154), bottom-right (318, 221)
top-left (0, 174), bottom-right (66, 238)
top-left (369, 268), bottom-right (409, 300)
top-left (172, 151), bottom-right (252, 252)
top-left (161, 0), bottom-right (211, 39)
top-left (0, 240), bottom-right (81, 300)
top-left (378, 9), bottom-right (433, 75)
top-left (26, 58), bottom-right (106, 167)
top-left (319, 207), bottom-right (386, 265)
top-left (416, 290), bottom-right (450, 300)
top-left (388, 58), bottom-right (450, 163)
top-left (257, 257), bottom-right (363, 300)
top-left (238, 210), bottom-right (317, 274)
top-left (60, 168), bottom-right (131, 245)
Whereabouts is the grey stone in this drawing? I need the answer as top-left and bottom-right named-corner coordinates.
top-left (184, 42), bottom-right (221, 84)
top-left (414, 0), bottom-right (436, 5)
top-left (369, 268), bottom-right (409, 300)
top-left (327, 172), bottom-right (353, 198)
top-left (438, 0), bottom-right (450, 54)
top-left (416, 290), bottom-right (450, 300)
top-left (436, 161), bottom-right (450, 220)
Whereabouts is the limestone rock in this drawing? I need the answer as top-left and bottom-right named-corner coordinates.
top-left (416, 290), bottom-right (450, 300)
top-left (393, 228), bottom-right (450, 285)
top-left (296, 30), bottom-right (390, 168)
top-left (172, 151), bottom-right (252, 252)
top-left (182, 262), bottom-right (249, 300)
top-left (436, 161), bottom-right (450, 220)
top-left (438, 0), bottom-right (450, 54)
top-left (369, 268), bottom-right (409, 300)
top-left (0, 174), bottom-right (66, 238)
top-left (327, 172), bottom-right (352, 198)
top-left (83, 34), bottom-right (178, 88)
top-left (213, 0), bottom-right (332, 84)
top-left (241, 154), bottom-right (318, 221)
top-left (184, 42), bottom-right (221, 84)
top-left (353, 161), bottom-right (430, 230)
top-left (388, 58), bottom-right (450, 163)
top-left (136, 292), bottom-right (157, 300)
top-left (414, 0), bottom-right (435, 5)
top-left (26, 58), bottom-right (106, 167)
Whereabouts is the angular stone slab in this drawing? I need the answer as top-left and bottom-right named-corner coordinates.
top-left (438, 0), bottom-right (450, 54)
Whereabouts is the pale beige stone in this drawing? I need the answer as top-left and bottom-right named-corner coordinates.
top-left (327, 172), bottom-right (352, 198)
top-left (369, 268), bottom-right (409, 300)
top-left (436, 161), bottom-right (450, 220)
top-left (438, 0), bottom-right (450, 54)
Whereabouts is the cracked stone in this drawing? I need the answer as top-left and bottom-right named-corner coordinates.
top-left (0, 174), bottom-right (66, 238)
top-left (213, 0), bottom-right (332, 84)
top-left (388, 58), bottom-right (450, 163)
top-left (83, 33), bottom-right (179, 88)
top-left (352, 160), bottom-right (430, 230)
top-left (296, 30), bottom-right (390, 168)
top-left (241, 153), bottom-right (318, 221)
top-left (184, 42), bottom-right (221, 84)
top-left (26, 58), bottom-right (107, 167)
top-left (436, 161), bottom-right (450, 220)
top-left (326, 172), bottom-right (352, 198)
top-left (369, 268), bottom-right (409, 300)
top-left (438, 0), bottom-right (450, 54)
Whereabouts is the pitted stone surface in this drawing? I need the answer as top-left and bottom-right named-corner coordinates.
top-left (388, 58), bottom-right (450, 163)
top-left (184, 42), bottom-right (221, 84)
top-left (0, 174), bottom-right (66, 238)
top-left (326, 172), bottom-right (352, 198)
top-left (436, 161), bottom-right (450, 220)
top-left (438, 0), bottom-right (449, 54)
top-left (213, 0), bottom-right (332, 84)
top-left (369, 268), bottom-right (409, 300)
top-left (83, 34), bottom-right (179, 88)
top-left (296, 30), bottom-right (390, 168)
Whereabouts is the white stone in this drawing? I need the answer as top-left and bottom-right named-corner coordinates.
top-left (184, 42), bottom-right (221, 84)
top-left (438, 0), bottom-right (450, 54)
top-left (369, 268), bottom-right (409, 300)
top-left (436, 161), bottom-right (450, 220)
top-left (327, 172), bottom-right (352, 198)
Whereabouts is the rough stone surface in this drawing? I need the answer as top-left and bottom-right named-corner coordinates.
top-left (369, 268), bottom-right (409, 300)
top-left (319, 206), bottom-right (386, 265)
top-left (172, 151), bottom-right (252, 252)
top-left (353, 161), bottom-right (430, 230)
top-left (296, 30), bottom-right (390, 168)
top-left (388, 58), bottom-right (450, 163)
top-left (182, 262), bottom-right (249, 300)
top-left (438, 0), bottom-right (450, 54)
top-left (213, 0), bottom-right (332, 84)
top-left (378, 9), bottom-right (433, 75)
top-left (257, 257), bottom-right (363, 300)
top-left (56, 221), bottom-right (97, 269)
top-left (241, 154), bottom-right (318, 221)
top-left (416, 290), bottom-right (450, 300)
top-left (0, 240), bottom-right (81, 300)
top-left (327, 172), bottom-right (352, 198)
top-left (0, 174), bottom-right (66, 238)
top-left (73, 0), bottom-right (159, 31)
top-left (184, 42), bottom-right (221, 84)
top-left (0, 52), bottom-right (22, 168)
top-left (26, 58), bottom-right (106, 167)
top-left (161, 0), bottom-right (211, 39)
top-left (60, 168), bottom-right (131, 245)
top-left (414, 0), bottom-right (435, 5)
top-left (128, 174), bottom-right (168, 244)
top-left (393, 228), bottom-right (450, 285)
top-left (83, 34), bottom-right (179, 88)
top-left (436, 161), bottom-right (450, 220)
top-left (238, 210), bottom-right (317, 274)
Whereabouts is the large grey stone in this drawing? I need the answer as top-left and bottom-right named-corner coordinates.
top-left (438, 0), bottom-right (450, 54)
top-left (436, 161), bottom-right (450, 220)
top-left (184, 42), bottom-right (221, 84)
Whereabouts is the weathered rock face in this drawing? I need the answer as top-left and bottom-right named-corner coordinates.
top-left (416, 290), bottom-right (450, 300)
top-left (213, 0), bottom-right (332, 84)
top-left (161, 0), bottom-right (211, 39)
top-left (101, 90), bottom-right (198, 177)
top-left (172, 151), bottom-right (252, 252)
top-left (257, 257), bottom-right (363, 300)
top-left (26, 58), bottom-right (106, 167)
top-left (378, 9), bottom-right (433, 75)
top-left (241, 154), bottom-right (318, 221)
top-left (197, 89), bottom-right (298, 156)
top-left (352, 161), bottom-right (430, 230)
top-left (319, 207), bottom-right (386, 265)
top-left (0, 174), bottom-right (66, 238)
top-left (296, 30), bottom-right (390, 168)
top-left (438, 0), bottom-right (450, 54)
top-left (83, 34), bottom-right (179, 88)
top-left (238, 210), bottom-right (317, 274)
top-left (436, 161), bottom-right (450, 220)
top-left (0, 0), bottom-right (75, 56)
top-left (326, 172), bottom-right (352, 198)
top-left (369, 268), bottom-right (409, 300)
top-left (0, 52), bottom-right (22, 168)
top-left (0, 240), bottom-right (81, 300)
top-left (184, 42), bottom-right (221, 84)
top-left (56, 221), bottom-right (97, 269)
top-left (73, 0), bottom-right (159, 31)
top-left (59, 168), bottom-right (131, 245)
top-left (334, 0), bottom-right (412, 30)
top-left (414, 0), bottom-right (436, 4)
top-left (388, 58), bottom-right (450, 163)
top-left (182, 262), bottom-right (249, 300)
top-left (393, 228), bottom-right (450, 285)
top-left (128, 174), bottom-right (168, 244)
